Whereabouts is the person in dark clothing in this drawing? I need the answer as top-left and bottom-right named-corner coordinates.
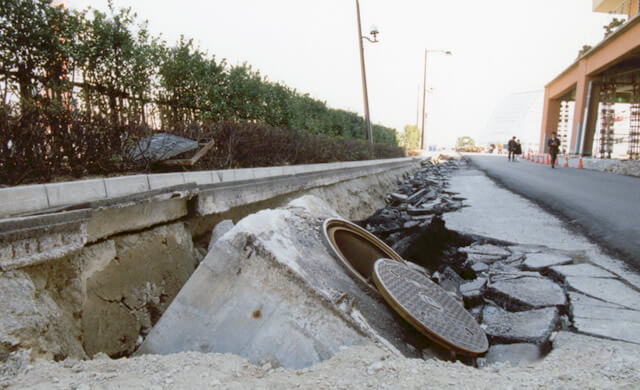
top-left (514, 139), bottom-right (522, 161)
top-left (547, 132), bottom-right (561, 168)
top-left (507, 136), bottom-right (517, 161)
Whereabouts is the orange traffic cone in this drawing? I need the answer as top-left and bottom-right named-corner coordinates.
top-left (546, 154), bottom-right (550, 165)
top-left (577, 155), bottom-right (584, 169)
top-left (563, 154), bottom-right (569, 167)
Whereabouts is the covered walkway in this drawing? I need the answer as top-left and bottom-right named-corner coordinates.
top-left (540, 3), bottom-right (640, 158)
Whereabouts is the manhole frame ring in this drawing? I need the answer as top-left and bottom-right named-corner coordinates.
top-left (322, 218), bottom-right (405, 292)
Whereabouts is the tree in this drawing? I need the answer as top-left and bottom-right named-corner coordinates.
top-left (456, 136), bottom-right (475, 151)
top-left (603, 18), bottom-right (625, 38)
top-left (399, 124), bottom-right (420, 149)
top-left (576, 45), bottom-right (592, 59)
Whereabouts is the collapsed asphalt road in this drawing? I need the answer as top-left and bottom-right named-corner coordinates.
top-left (463, 154), bottom-right (640, 269)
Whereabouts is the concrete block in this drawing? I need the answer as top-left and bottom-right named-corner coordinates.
top-left (141, 195), bottom-right (429, 368)
top-left (82, 223), bottom-right (198, 358)
top-left (104, 175), bottom-right (150, 198)
top-left (268, 166), bottom-right (286, 177)
top-left (281, 165), bottom-right (297, 176)
top-left (45, 179), bottom-right (107, 208)
top-left (183, 171), bottom-right (215, 186)
top-left (148, 173), bottom-right (185, 190)
top-left (251, 167), bottom-right (275, 180)
top-left (0, 184), bottom-right (49, 217)
top-left (197, 176), bottom-right (299, 215)
top-left (0, 210), bottom-right (89, 270)
top-left (219, 169), bottom-right (254, 183)
top-left (86, 197), bottom-right (189, 243)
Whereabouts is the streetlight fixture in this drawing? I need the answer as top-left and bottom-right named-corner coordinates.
top-left (420, 49), bottom-right (452, 150)
top-left (355, 0), bottom-right (379, 144)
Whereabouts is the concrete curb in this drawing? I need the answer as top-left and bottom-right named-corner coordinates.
top-left (0, 158), bottom-right (414, 219)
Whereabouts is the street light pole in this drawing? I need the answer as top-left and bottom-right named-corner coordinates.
top-left (420, 49), bottom-right (428, 150)
top-left (355, 0), bottom-right (378, 144)
top-left (420, 49), bottom-right (452, 151)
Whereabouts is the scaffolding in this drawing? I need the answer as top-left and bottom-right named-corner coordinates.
top-left (598, 82), bottom-right (616, 159)
top-left (629, 81), bottom-right (640, 159)
top-left (557, 101), bottom-right (572, 154)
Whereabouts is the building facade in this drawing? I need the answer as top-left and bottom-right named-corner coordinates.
top-left (540, 0), bottom-right (640, 158)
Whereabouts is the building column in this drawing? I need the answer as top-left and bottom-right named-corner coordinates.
top-left (580, 81), bottom-right (601, 156)
top-left (539, 86), bottom-right (561, 152)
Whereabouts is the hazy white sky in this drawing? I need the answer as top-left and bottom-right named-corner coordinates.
top-left (64, 0), bottom-right (615, 146)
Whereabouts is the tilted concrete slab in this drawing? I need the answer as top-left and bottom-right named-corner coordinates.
top-left (139, 196), bottom-right (432, 368)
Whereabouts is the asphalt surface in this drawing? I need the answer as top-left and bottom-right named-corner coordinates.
top-left (463, 154), bottom-right (640, 269)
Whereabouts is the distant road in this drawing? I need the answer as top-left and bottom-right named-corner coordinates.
top-left (463, 154), bottom-right (640, 269)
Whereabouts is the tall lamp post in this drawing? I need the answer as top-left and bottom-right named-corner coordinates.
top-left (420, 49), bottom-right (452, 150)
top-left (355, 0), bottom-right (379, 143)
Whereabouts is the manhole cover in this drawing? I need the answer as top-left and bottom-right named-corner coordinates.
top-left (372, 258), bottom-right (488, 356)
top-left (323, 218), bottom-right (405, 291)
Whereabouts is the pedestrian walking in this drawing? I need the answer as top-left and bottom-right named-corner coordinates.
top-left (507, 136), bottom-right (517, 161)
top-left (547, 132), bottom-right (561, 168)
top-left (514, 139), bottom-right (522, 161)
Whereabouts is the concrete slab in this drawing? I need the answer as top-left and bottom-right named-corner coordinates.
top-left (523, 252), bottom-right (572, 271)
top-left (0, 184), bottom-right (49, 217)
top-left (45, 179), bottom-right (107, 208)
top-left (486, 275), bottom-right (566, 311)
top-left (460, 244), bottom-right (510, 257)
top-left (550, 263), bottom-right (616, 279)
top-left (104, 175), bottom-right (150, 198)
top-left (460, 277), bottom-right (487, 305)
top-left (484, 343), bottom-right (542, 366)
top-left (0, 210), bottom-right (90, 271)
top-left (482, 305), bottom-right (558, 344)
top-left (139, 196), bottom-right (431, 368)
top-left (569, 292), bottom-right (640, 343)
top-left (224, 168), bottom-right (254, 182)
top-left (183, 171), bottom-right (215, 186)
top-left (147, 173), bottom-right (185, 190)
top-left (565, 276), bottom-right (640, 310)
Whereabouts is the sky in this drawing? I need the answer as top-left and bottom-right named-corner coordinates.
top-left (62, 0), bottom-right (616, 147)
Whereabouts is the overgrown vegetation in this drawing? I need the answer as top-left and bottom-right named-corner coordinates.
top-left (0, 0), bottom-right (402, 185)
top-left (576, 17), bottom-right (627, 59)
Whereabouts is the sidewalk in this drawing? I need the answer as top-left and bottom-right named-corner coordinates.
top-left (444, 161), bottom-right (640, 289)
top-left (443, 161), bottom-right (640, 344)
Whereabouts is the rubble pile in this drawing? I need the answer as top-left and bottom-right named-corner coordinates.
top-left (359, 157), bottom-right (471, 273)
top-left (358, 155), bottom-right (640, 366)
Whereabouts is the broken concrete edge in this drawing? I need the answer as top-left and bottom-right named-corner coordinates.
top-left (1, 159), bottom-right (419, 272)
top-left (196, 160), bottom-right (418, 215)
top-left (0, 186), bottom-right (195, 272)
top-left (0, 158), bottom-right (418, 218)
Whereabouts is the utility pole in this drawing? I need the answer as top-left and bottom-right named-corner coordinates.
top-left (420, 50), bottom-right (427, 150)
top-left (355, 0), bottom-right (378, 144)
top-left (420, 49), bottom-right (452, 151)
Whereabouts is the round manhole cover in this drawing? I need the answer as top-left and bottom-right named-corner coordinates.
top-left (372, 258), bottom-right (488, 356)
top-left (323, 218), bottom-right (405, 291)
